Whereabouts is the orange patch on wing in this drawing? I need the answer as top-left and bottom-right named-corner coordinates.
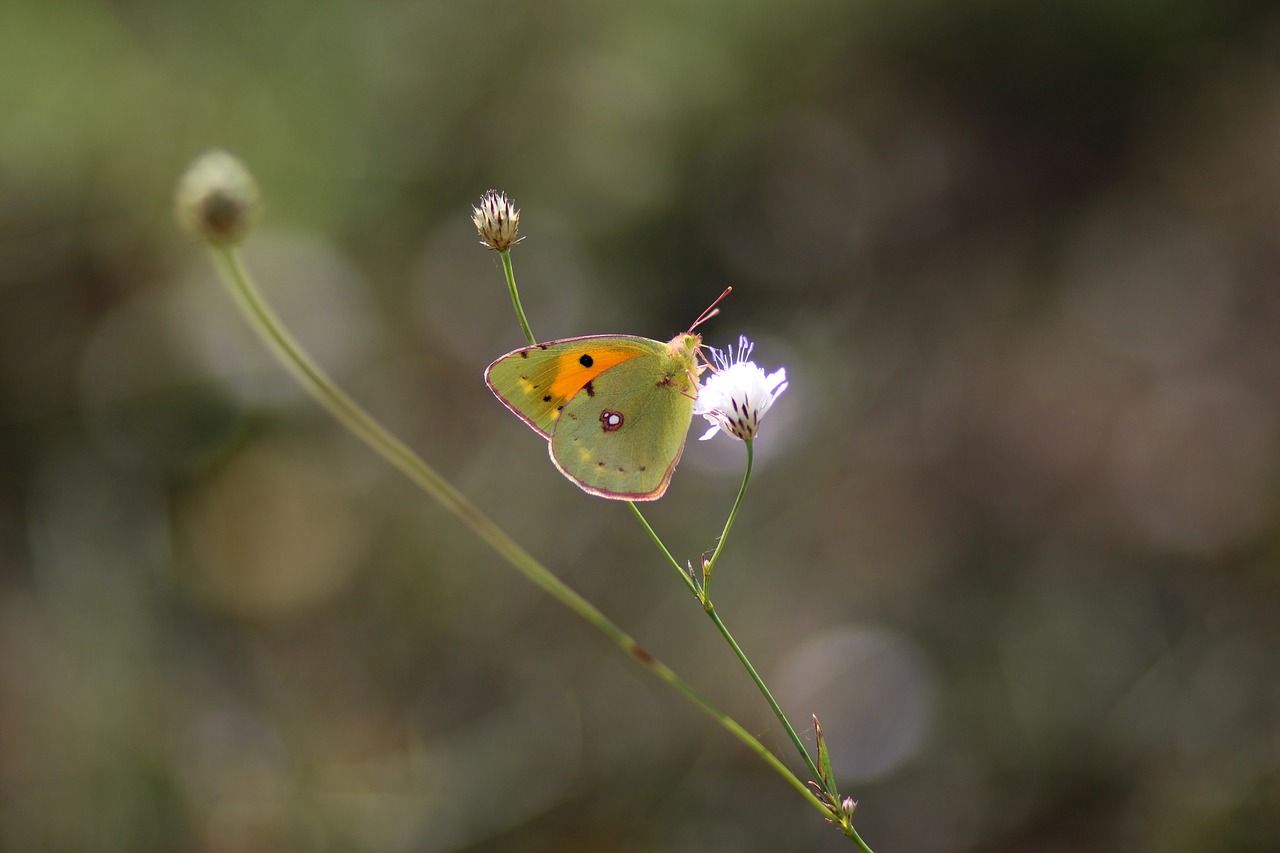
top-left (545, 348), bottom-right (640, 402)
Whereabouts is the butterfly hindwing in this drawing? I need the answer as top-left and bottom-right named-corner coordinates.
top-left (485, 336), bottom-right (664, 437)
top-left (549, 345), bottom-right (698, 500)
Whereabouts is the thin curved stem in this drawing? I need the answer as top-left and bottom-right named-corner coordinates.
top-left (500, 248), bottom-right (536, 346)
top-left (703, 604), bottom-right (824, 789)
top-left (626, 445), bottom-right (819, 777)
top-left (628, 502), bottom-right (699, 596)
top-left (701, 438), bottom-right (753, 598)
top-left (629, 441), bottom-right (851, 820)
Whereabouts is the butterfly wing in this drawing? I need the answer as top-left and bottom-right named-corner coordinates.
top-left (485, 336), bottom-right (664, 437)
top-left (549, 347), bottom-right (698, 500)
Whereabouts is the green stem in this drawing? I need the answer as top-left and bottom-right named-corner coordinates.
top-left (206, 244), bottom-right (834, 824)
top-left (627, 492), bottom-right (822, 782)
top-left (627, 449), bottom-right (819, 780)
top-left (628, 502), bottom-right (699, 597)
top-left (630, 441), bottom-right (865, 841)
top-left (703, 603), bottom-right (825, 791)
top-left (500, 248), bottom-right (536, 346)
top-left (701, 438), bottom-right (753, 598)
top-left (699, 443), bottom-right (822, 782)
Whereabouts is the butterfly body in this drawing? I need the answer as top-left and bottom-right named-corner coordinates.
top-left (486, 332), bottom-right (702, 500)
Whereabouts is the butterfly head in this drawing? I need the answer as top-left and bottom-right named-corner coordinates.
top-left (666, 332), bottom-right (704, 373)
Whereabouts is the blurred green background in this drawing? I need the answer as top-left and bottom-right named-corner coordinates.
top-left (3, 1), bottom-right (1280, 850)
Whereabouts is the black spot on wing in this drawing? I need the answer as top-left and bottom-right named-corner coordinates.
top-left (579, 353), bottom-right (594, 367)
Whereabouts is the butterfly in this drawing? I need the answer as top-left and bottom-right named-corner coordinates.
top-left (485, 291), bottom-right (728, 501)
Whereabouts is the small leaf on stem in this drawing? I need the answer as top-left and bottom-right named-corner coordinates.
top-left (814, 714), bottom-right (838, 797)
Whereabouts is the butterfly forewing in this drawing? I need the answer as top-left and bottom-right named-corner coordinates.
top-left (485, 336), bottom-right (663, 436)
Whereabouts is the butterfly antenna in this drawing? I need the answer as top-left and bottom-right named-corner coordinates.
top-left (689, 286), bottom-right (732, 332)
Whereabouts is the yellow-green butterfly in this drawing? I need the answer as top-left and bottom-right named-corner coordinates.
top-left (485, 291), bottom-right (728, 501)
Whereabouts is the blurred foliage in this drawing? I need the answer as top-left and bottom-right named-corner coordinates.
top-left (3, 0), bottom-right (1280, 851)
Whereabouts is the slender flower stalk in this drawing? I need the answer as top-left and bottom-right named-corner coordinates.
top-left (627, 502), bottom-right (700, 598)
top-left (500, 248), bottom-right (534, 345)
top-left (629, 441), bottom-right (824, 780)
top-left (702, 578), bottom-right (826, 796)
top-left (630, 494), bottom-right (871, 849)
top-left (699, 438), bottom-right (751, 598)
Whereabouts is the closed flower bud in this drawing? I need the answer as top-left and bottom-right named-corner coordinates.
top-left (471, 189), bottom-right (523, 251)
top-left (175, 149), bottom-right (260, 245)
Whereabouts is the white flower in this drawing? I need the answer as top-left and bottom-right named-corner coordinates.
top-left (694, 335), bottom-right (788, 441)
